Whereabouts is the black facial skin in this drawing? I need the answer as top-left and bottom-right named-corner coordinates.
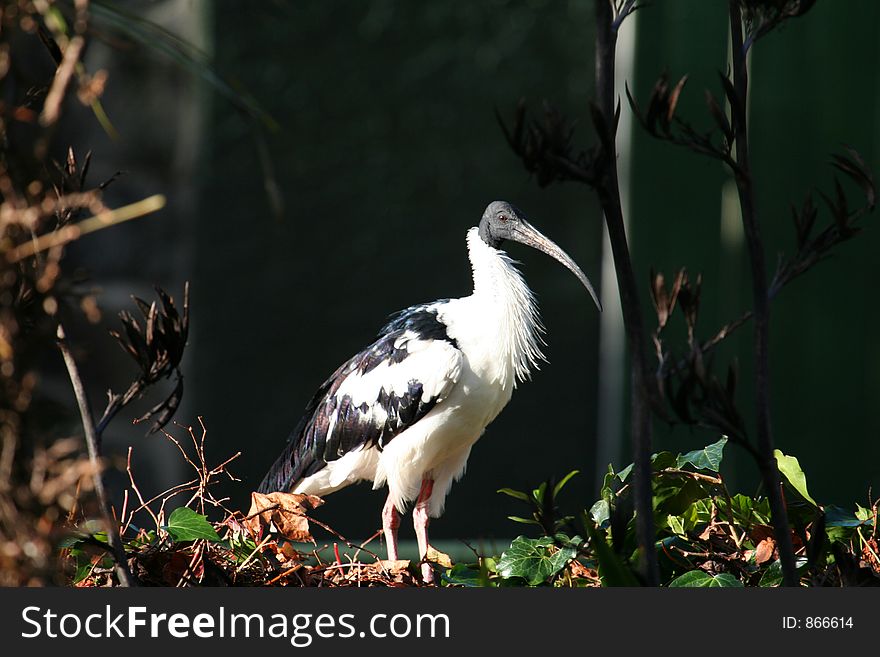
top-left (478, 201), bottom-right (603, 312)
top-left (478, 200), bottom-right (523, 247)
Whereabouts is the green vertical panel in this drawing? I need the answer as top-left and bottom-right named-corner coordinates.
top-left (629, 1), bottom-right (732, 452)
top-left (631, 1), bottom-right (880, 503)
top-left (749, 0), bottom-right (880, 504)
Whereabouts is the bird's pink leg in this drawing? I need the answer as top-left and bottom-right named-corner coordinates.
top-left (382, 493), bottom-right (400, 561)
top-left (413, 478), bottom-right (435, 583)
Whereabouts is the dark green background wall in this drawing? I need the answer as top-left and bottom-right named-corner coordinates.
top-left (628, 0), bottom-right (880, 500)
top-left (192, 1), bottom-right (603, 543)
top-left (122, 0), bottom-right (880, 542)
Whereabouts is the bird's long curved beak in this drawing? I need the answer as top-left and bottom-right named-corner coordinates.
top-left (511, 220), bottom-right (603, 312)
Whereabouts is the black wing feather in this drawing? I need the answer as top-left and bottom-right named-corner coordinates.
top-left (257, 359), bottom-right (350, 493)
top-left (257, 303), bottom-right (457, 494)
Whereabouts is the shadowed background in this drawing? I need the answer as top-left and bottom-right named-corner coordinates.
top-left (57, 0), bottom-right (880, 546)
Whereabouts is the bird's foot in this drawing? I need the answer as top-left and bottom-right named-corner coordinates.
top-left (420, 560), bottom-right (435, 585)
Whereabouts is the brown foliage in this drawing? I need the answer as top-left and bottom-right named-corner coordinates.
top-left (245, 491), bottom-right (323, 543)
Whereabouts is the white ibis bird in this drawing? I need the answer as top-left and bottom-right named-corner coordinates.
top-left (258, 201), bottom-right (601, 582)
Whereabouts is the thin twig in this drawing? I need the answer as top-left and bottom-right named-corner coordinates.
top-left (129, 480), bottom-right (200, 517)
top-left (313, 562), bottom-right (382, 574)
top-left (306, 515), bottom-right (382, 562)
top-left (266, 564), bottom-right (303, 585)
top-left (660, 468), bottom-right (723, 485)
top-left (662, 309), bottom-right (754, 378)
top-left (125, 446), bottom-right (160, 531)
top-left (56, 322), bottom-right (135, 586)
top-left (728, 1), bottom-right (797, 587)
top-left (458, 538), bottom-right (481, 560)
top-left (40, 36), bottom-right (84, 126)
top-left (158, 422), bottom-right (240, 516)
top-left (672, 547), bottom-right (745, 562)
top-left (353, 529), bottom-right (383, 562)
top-left (235, 534), bottom-right (273, 573)
top-left (6, 194), bottom-right (166, 261)
top-left (176, 543), bottom-right (205, 587)
top-left (118, 489), bottom-right (129, 534)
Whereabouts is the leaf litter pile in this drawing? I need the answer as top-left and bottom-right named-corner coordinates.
top-left (61, 423), bottom-right (879, 587)
top-left (62, 421), bottom-right (429, 587)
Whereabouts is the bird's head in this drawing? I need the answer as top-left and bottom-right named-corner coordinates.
top-left (478, 200), bottom-right (602, 312)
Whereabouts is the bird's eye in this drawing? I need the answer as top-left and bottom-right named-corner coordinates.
top-left (498, 213), bottom-right (508, 222)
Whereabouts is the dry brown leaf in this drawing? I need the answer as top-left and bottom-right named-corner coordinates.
top-left (382, 560), bottom-right (417, 585)
top-left (278, 542), bottom-right (306, 563)
top-left (424, 546), bottom-right (453, 568)
top-left (336, 559), bottom-right (418, 586)
top-left (863, 537), bottom-right (880, 573)
top-left (378, 559), bottom-right (411, 572)
top-left (245, 491), bottom-right (324, 542)
top-left (568, 560), bottom-right (599, 581)
top-left (159, 550), bottom-right (201, 585)
top-left (754, 537), bottom-right (776, 565)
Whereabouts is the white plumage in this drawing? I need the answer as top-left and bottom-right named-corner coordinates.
top-left (291, 227), bottom-right (542, 516)
top-left (259, 201), bottom-right (600, 582)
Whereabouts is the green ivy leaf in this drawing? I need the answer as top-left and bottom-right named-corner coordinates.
top-left (679, 504), bottom-right (699, 533)
top-left (599, 464), bottom-right (617, 498)
top-left (654, 478), bottom-right (705, 517)
top-left (554, 533), bottom-right (584, 550)
top-left (57, 533), bottom-right (88, 549)
top-left (71, 549), bottom-right (97, 584)
top-left (616, 451), bottom-right (675, 483)
top-left (676, 437), bottom-right (728, 472)
top-left (774, 450), bottom-right (817, 506)
top-left (74, 562), bottom-right (93, 584)
top-left (759, 561), bottom-right (784, 587)
top-left (584, 519), bottom-right (641, 587)
top-left (441, 564), bottom-right (484, 587)
top-left (759, 557), bottom-right (808, 587)
top-left (164, 507), bottom-right (221, 542)
top-left (651, 451), bottom-right (678, 471)
top-left (667, 514), bottom-right (686, 536)
top-left (824, 505), bottom-right (866, 528)
top-left (496, 536), bottom-right (576, 586)
top-left (723, 493), bottom-right (771, 526)
top-left (855, 505), bottom-right (875, 523)
top-left (590, 499), bottom-right (610, 526)
top-left (684, 498), bottom-right (714, 530)
top-left (222, 534), bottom-right (259, 563)
top-left (668, 571), bottom-right (743, 587)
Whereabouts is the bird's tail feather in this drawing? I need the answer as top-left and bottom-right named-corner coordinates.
top-left (257, 441), bottom-right (297, 493)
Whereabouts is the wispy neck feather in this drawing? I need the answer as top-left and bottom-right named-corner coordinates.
top-left (466, 228), bottom-right (545, 384)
